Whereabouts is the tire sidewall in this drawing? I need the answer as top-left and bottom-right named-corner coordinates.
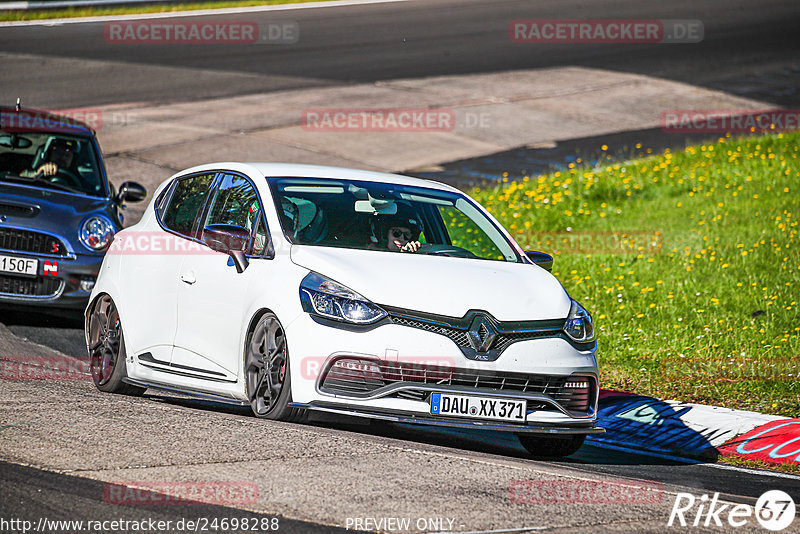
top-left (247, 313), bottom-right (293, 420)
top-left (94, 328), bottom-right (129, 393)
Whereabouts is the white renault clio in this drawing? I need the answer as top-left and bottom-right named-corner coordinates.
top-left (86, 163), bottom-right (601, 457)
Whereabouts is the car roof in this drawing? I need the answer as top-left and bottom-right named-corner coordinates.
top-left (0, 106), bottom-right (95, 136)
top-left (173, 162), bottom-right (461, 193)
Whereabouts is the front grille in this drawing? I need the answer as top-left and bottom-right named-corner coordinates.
top-left (390, 316), bottom-right (472, 347)
top-left (0, 274), bottom-right (62, 297)
top-left (0, 228), bottom-right (68, 256)
top-left (389, 315), bottom-right (561, 355)
top-left (320, 358), bottom-right (595, 414)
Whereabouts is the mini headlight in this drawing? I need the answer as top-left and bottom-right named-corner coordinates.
top-left (300, 272), bottom-right (387, 325)
top-left (79, 216), bottom-right (115, 251)
top-left (564, 299), bottom-right (595, 343)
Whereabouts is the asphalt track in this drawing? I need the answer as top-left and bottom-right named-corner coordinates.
top-left (1, 0), bottom-right (799, 108)
top-left (2, 0), bottom-right (800, 531)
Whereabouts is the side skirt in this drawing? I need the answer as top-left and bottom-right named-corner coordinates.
top-left (122, 377), bottom-right (249, 407)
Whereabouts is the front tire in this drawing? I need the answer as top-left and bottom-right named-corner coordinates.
top-left (517, 434), bottom-right (586, 458)
top-left (245, 313), bottom-right (305, 422)
top-left (87, 295), bottom-right (146, 396)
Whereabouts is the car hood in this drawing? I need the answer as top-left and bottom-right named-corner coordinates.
top-left (289, 245), bottom-right (572, 321)
top-left (0, 182), bottom-right (113, 244)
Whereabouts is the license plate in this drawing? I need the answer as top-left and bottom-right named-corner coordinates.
top-left (0, 255), bottom-right (38, 276)
top-left (430, 392), bottom-right (526, 422)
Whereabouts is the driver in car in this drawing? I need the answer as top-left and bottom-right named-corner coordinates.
top-left (21, 138), bottom-right (77, 178)
top-left (370, 203), bottom-right (423, 253)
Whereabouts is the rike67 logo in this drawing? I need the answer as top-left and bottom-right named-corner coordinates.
top-left (668, 490), bottom-right (795, 531)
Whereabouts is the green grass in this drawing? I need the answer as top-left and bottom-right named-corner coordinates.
top-left (470, 132), bottom-right (800, 417)
top-left (0, 0), bottom-right (330, 22)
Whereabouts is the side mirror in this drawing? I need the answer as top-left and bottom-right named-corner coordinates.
top-left (202, 224), bottom-right (250, 273)
top-left (525, 250), bottom-right (554, 271)
top-left (116, 181), bottom-right (147, 203)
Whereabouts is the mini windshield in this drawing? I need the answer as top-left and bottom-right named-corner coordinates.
top-left (268, 177), bottom-right (521, 262)
top-left (0, 130), bottom-right (106, 196)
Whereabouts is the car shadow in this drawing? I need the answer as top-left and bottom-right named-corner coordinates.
top-left (0, 307), bottom-right (86, 357)
top-left (0, 307), bottom-right (84, 329)
top-left (583, 393), bottom-right (720, 462)
top-left (147, 391), bottom-right (716, 467)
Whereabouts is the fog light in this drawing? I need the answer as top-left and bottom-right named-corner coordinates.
top-left (333, 359), bottom-right (381, 375)
top-left (80, 278), bottom-right (96, 292)
top-left (562, 377), bottom-right (592, 413)
top-left (327, 358), bottom-right (383, 383)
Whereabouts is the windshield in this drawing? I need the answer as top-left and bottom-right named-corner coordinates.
top-left (0, 130), bottom-right (106, 196)
top-left (268, 177), bottom-right (521, 262)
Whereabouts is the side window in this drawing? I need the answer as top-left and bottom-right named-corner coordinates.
top-left (204, 174), bottom-right (271, 256)
top-left (155, 182), bottom-right (174, 219)
top-left (252, 214), bottom-right (269, 256)
top-left (161, 173), bottom-right (215, 238)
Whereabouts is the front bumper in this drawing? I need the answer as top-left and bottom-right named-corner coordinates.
top-left (286, 312), bottom-right (602, 434)
top-left (290, 402), bottom-right (603, 435)
top-left (0, 252), bottom-right (102, 309)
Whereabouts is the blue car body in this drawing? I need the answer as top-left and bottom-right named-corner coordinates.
top-left (0, 106), bottom-right (144, 310)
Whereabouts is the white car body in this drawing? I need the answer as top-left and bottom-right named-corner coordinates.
top-left (87, 163), bottom-right (601, 442)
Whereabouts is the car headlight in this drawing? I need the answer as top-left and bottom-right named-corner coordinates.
top-left (300, 272), bottom-right (387, 324)
top-left (79, 215), bottom-right (115, 251)
top-left (564, 299), bottom-right (595, 343)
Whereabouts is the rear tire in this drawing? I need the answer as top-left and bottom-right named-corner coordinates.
top-left (87, 295), bottom-right (146, 396)
top-left (517, 434), bottom-right (586, 458)
top-left (245, 312), bottom-right (306, 422)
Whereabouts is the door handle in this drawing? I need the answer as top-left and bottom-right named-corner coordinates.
top-left (180, 271), bottom-right (196, 285)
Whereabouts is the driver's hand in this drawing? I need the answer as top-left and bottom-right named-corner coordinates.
top-left (37, 163), bottom-right (58, 177)
top-left (401, 241), bottom-right (421, 253)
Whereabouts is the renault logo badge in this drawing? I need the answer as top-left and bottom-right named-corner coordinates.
top-left (467, 315), bottom-right (497, 353)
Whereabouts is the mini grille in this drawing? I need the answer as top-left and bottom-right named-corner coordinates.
top-left (0, 228), bottom-right (68, 256)
top-left (0, 274), bottom-right (62, 296)
top-left (320, 359), bottom-right (594, 414)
